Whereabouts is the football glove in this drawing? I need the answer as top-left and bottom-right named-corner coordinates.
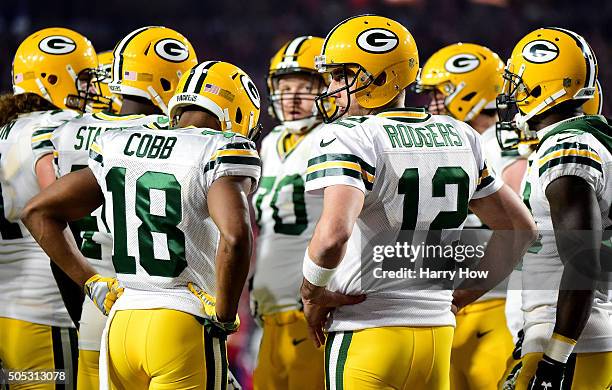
top-left (84, 274), bottom-right (123, 316)
top-left (188, 282), bottom-right (240, 337)
top-left (527, 354), bottom-right (566, 390)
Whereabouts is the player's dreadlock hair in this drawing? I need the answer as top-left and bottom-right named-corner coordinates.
top-left (0, 93), bottom-right (58, 127)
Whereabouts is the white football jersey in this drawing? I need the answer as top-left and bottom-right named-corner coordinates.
top-left (305, 108), bottom-right (502, 331)
top-left (51, 111), bottom-right (168, 277)
top-left (522, 115), bottom-right (612, 355)
top-left (50, 111), bottom-right (167, 351)
top-left (251, 124), bottom-right (325, 317)
top-left (88, 127), bottom-right (261, 318)
top-left (0, 110), bottom-right (77, 327)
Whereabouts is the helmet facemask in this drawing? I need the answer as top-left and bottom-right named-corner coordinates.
top-left (495, 66), bottom-right (538, 151)
top-left (268, 72), bottom-right (326, 133)
top-left (415, 82), bottom-right (454, 116)
top-left (314, 58), bottom-right (372, 123)
top-left (65, 68), bottom-right (112, 113)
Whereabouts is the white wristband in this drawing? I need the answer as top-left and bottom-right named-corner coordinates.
top-left (302, 251), bottom-right (336, 287)
top-left (545, 333), bottom-right (577, 363)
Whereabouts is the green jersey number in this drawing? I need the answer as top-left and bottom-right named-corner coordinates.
top-left (70, 164), bottom-right (102, 259)
top-left (254, 174), bottom-right (308, 235)
top-left (106, 167), bottom-right (187, 277)
top-left (398, 166), bottom-right (469, 230)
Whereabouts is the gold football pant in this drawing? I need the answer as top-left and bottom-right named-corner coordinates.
top-left (513, 351), bottom-right (612, 390)
top-left (107, 309), bottom-right (227, 390)
top-left (0, 317), bottom-right (78, 390)
top-left (325, 326), bottom-right (454, 390)
top-left (77, 349), bottom-right (99, 390)
top-left (253, 310), bottom-right (324, 390)
top-left (450, 299), bottom-right (514, 390)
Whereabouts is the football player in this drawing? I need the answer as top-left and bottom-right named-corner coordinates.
top-left (496, 27), bottom-right (612, 389)
top-left (250, 36), bottom-right (332, 390)
top-left (298, 15), bottom-right (536, 390)
top-left (499, 80), bottom-right (604, 390)
top-left (39, 27), bottom-right (197, 390)
top-left (417, 43), bottom-right (516, 389)
top-left (0, 27), bottom-right (107, 389)
top-left (23, 60), bottom-right (262, 389)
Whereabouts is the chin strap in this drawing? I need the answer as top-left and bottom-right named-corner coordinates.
top-left (147, 86), bottom-right (168, 115)
top-left (517, 89), bottom-right (567, 127)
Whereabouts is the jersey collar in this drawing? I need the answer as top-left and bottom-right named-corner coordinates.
top-left (92, 111), bottom-right (145, 121)
top-left (536, 114), bottom-right (607, 140)
top-left (375, 107), bottom-right (431, 123)
top-left (276, 129), bottom-right (307, 160)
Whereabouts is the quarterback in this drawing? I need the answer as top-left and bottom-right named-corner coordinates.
top-left (299, 15), bottom-right (536, 390)
top-left (0, 27), bottom-right (108, 389)
top-left (23, 60), bottom-right (262, 390)
top-left (40, 26), bottom-right (197, 390)
top-left (496, 27), bottom-right (612, 389)
top-left (250, 36), bottom-right (331, 390)
top-left (417, 43), bottom-right (516, 389)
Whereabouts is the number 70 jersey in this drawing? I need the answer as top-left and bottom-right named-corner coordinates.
top-left (251, 124), bottom-right (326, 316)
top-left (88, 127), bottom-right (261, 317)
top-left (304, 108), bottom-right (502, 331)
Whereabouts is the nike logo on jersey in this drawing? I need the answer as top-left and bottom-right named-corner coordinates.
top-left (556, 135), bottom-right (576, 143)
top-left (476, 329), bottom-right (492, 338)
top-left (292, 338), bottom-right (307, 346)
top-left (320, 138), bottom-right (337, 147)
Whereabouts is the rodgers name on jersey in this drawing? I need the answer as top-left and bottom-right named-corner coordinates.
top-left (0, 109), bottom-right (77, 328)
top-left (88, 127), bottom-right (261, 318)
top-left (522, 115), bottom-right (612, 356)
top-left (251, 124), bottom-right (325, 317)
top-left (304, 108), bottom-right (501, 332)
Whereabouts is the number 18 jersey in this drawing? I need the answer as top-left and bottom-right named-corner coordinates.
top-left (88, 127), bottom-right (261, 318)
top-left (305, 108), bottom-right (502, 331)
top-left (50, 112), bottom-right (168, 277)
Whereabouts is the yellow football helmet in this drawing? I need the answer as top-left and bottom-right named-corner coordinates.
top-left (168, 61), bottom-right (262, 139)
top-left (315, 14), bottom-right (419, 122)
top-left (12, 27), bottom-right (101, 111)
top-left (96, 51), bottom-right (122, 113)
top-left (109, 26), bottom-right (198, 114)
top-left (417, 43), bottom-right (504, 121)
top-left (583, 79), bottom-right (603, 115)
top-left (496, 27), bottom-right (598, 150)
top-left (267, 36), bottom-right (334, 133)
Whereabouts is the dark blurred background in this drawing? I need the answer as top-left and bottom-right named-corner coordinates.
top-left (1, 1), bottom-right (609, 388)
top-left (1, 0), bottom-right (610, 129)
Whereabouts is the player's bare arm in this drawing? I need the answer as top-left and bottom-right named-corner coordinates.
top-left (300, 185), bottom-right (367, 347)
top-left (34, 154), bottom-right (56, 190)
top-left (546, 176), bottom-right (602, 341)
top-left (208, 175), bottom-right (255, 322)
top-left (502, 159), bottom-right (529, 194)
top-left (453, 184), bottom-right (537, 310)
top-left (22, 167), bottom-right (103, 286)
